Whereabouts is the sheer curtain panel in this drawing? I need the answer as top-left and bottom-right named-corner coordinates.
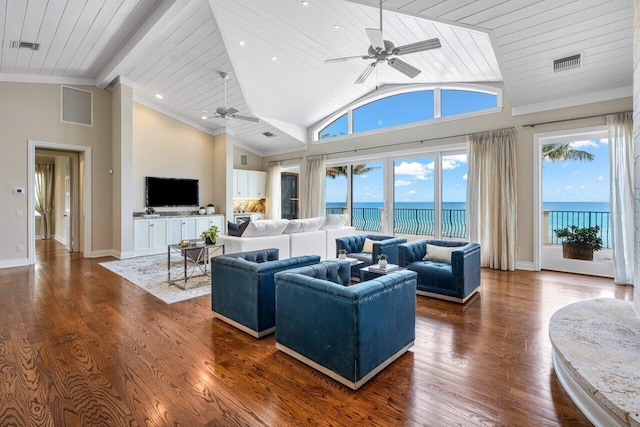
top-left (467, 128), bottom-right (517, 271)
top-left (302, 156), bottom-right (326, 218)
top-left (265, 162), bottom-right (282, 219)
top-left (607, 112), bottom-right (634, 285)
top-left (35, 163), bottom-right (55, 239)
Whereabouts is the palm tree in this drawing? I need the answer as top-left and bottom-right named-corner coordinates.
top-left (326, 164), bottom-right (377, 178)
top-left (543, 143), bottom-right (594, 162)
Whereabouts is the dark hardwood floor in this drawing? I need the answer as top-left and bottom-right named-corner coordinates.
top-left (0, 239), bottom-right (633, 426)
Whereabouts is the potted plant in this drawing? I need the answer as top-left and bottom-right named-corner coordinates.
top-left (338, 249), bottom-right (347, 259)
top-left (377, 253), bottom-right (388, 267)
top-left (198, 206), bottom-right (206, 215)
top-left (554, 225), bottom-right (603, 261)
top-left (201, 225), bottom-right (219, 244)
top-left (206, 203), bottom-right (215, 215)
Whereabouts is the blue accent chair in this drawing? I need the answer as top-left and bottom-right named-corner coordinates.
top-left (211, 249), bottom-right (321, 338)
top-left (398, 239), bottom-right (481, 303)
top-left (335, 234), bottom-right (407, 277)
top-left (274, 260), bottom-right (417, 390)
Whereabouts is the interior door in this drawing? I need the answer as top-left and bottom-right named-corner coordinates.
top-left (64, 160), bottom-right (72, 251)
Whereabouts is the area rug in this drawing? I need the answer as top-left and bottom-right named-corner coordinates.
top-left (99, 254), bottom-right (211, 304)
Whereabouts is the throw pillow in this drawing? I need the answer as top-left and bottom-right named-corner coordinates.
top-left (423, 244), bottom-right (456, 263)
top-left (362, 238), bottom-right (375, 254)
top-left (319, 214), bottom-right (349, 230)
top-left (242, 219), bottom-right (289, 237)
top-left (227, 220), bottom-right (250, 237)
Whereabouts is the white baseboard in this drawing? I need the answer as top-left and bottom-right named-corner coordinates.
top-left (54, 235), bottom-right (68, 245)
top-left (89, 249), bottom-right (118, 258)
top-left (0, 258), bottom-right (30, 269)
top-left (516, 261), bottom-right (536, 271)
top-left (117, 250), bottom-right (135, 260)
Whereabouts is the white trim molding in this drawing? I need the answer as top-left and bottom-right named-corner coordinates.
top-left (0, 73), bottom-right (96, 86)
top-left (0, 258), bottom-right (30, 269)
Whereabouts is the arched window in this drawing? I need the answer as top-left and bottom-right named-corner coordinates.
top-left (314, 84), bottom-right (501, 141)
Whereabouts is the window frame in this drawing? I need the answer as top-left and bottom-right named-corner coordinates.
top-left (313, 83), bottom-right (502, 143)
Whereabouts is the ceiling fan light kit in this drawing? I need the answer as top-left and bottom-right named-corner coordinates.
top-left (203, 72), bottom-right (259, 123)
top-left (325, 0), bottom-right (441, 84)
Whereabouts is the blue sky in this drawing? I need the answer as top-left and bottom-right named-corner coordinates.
top-left (326, 155), bottom-right (468, 204)
top-left (542, 139), bottom-right (609, 203)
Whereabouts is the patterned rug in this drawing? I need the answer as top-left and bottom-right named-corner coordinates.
top-left (99, 254), bottom-right (211, 304)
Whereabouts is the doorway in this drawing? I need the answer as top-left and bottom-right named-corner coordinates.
top-left (534, 127), bottom-right (613, 277)
top-left (28, 141), bottom-right (92, 265)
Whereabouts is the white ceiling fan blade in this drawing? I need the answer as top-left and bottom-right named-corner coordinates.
top-left (365, 28), bottom-right (384, 51)
top-left (231, 114), bottom-right (260, 123)
top-left (355, 63), bottom-right (376, 84)
top-left (225, 107), bottom-right (239, 115)
top-left (393, 38), bottom-right (441, 56)
top-left (325, 55), bottom-right (368, 64)
top-left (387, 58), bottom-right (421, 78)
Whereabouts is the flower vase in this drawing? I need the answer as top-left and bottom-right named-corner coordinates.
top-left (379, 260), bottom-right (388, 268)
top-left (205, 237), bottom-right (215, 245)
top-left (338, 253), bottom-right (347, 259)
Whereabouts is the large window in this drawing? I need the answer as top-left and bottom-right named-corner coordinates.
top-left (315, 84), bottom-right (501, 141)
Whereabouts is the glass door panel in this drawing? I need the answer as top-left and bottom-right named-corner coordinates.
top-left (393, 156), bottom-right (436, 240)
top-left (441, 153), bottom-right (467, 240)
top-left (352, 162), bottom-right (384, 232)
top-left (326, 165), bottom-right (349, 215)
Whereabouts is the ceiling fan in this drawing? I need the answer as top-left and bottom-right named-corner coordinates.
top-left (325, 0), bottom-right (441, 84)
top-left (203, 72), bottom-right (259, 123)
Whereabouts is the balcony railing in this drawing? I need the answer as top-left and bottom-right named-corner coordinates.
top-left (327, 207), bottom-right (467, 238)
top-left (543, 210), bottom-right (611, 248)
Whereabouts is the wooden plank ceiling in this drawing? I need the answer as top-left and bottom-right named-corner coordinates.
top-left (0, 0), bottom-right (634, 155)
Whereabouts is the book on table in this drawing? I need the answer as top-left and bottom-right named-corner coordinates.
top-left (368, 263), bottom-right (399, 274)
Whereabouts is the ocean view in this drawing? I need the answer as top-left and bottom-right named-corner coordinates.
top-left (326, 201), bottom-right (611, 247)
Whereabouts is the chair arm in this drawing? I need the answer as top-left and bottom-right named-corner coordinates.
top-left (335, 236), bottom-right (364, 254)
top-left (372, 237), bottom-right (407, 264)
top-left (397, 240), bottom-right (428, 266)
top-left (450, 243), bottom-right (481, 273)
top-left (214, 254), bottom-right (320, 274)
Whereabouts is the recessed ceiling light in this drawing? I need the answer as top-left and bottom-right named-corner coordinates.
top-left (271, 56), bottom-right (277, 61)
top-left (333, 24), bottom-right (340, 29)
top-left (201, 116), bottom-right (208, 120)
top-left (155, 94), bottom-right (163, 99)
top-left (301, 1), bottom-right (309, 5)
top-left (239, 41), bottom-right (245, 46)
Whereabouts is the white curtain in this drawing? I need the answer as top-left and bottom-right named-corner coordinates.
top-left (302, 155), bottom-right (326, 218)
top-left (607, 112), bottom-right (634, 285)
top-left (467, 128), bottom-right (517, 271)
top-left (35, 163), bottom-right (55, 239)
top-left (265, 161), bottom-right (282, 219)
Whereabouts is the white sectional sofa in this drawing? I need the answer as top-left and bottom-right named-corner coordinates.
top-left (217, 215), bottom-right (356, 260)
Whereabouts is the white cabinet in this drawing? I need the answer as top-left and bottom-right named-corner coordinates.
top-left (233, 169), bottom-right (267, 199)
top-left (167, 217), bottom-right (198, 244)
top-left (197, 215), bottom-right (225, 237)
top-left (134, 218), bottom-right (168, 256)
top-left (250, 213), bottom-right (264, 221)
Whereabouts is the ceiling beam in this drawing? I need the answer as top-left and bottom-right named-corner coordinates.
top-left (95, 0), bottom-right (190, 89)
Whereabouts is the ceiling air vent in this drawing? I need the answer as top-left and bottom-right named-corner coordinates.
top-left (553, 54), bottom-right (581, 72)
top-left (263, 132), bottom-right (275, 137)
top-left (10, 40), bottom-right (40, 50)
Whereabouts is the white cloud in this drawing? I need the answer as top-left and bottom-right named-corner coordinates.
top-left (406, 189), bottom-right (417, 195)
top-left (377, 119), bottom-right (383, 126)
top-left (597, 176), bottom-right (604, 180)
top-left (580, 185), bottom-right (586, 189)
top-left (599, 138), bottom-right (609, 145)
top-left (463, 173), bottom-right (468, 180)
top-left (566, 185), bottom-right (573, 190)
top-left (569, 140), bottom-right (598, 149)
top-left (395, 179), bottom-right (412, 187)
top-left (395, 161), bottom-right (432, 180)
top-left (562, 162), bottom-right (569, 168)
top-left (442, 158), bottom-right (463, 170)
top-left (571, 171), bottom-right (581, 176)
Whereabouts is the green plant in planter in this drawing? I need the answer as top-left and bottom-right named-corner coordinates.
top-left (339, 249), bottom-right (347, 255)
top-left (554, 225), bottom-right (603, 260)
top-left (377, 254), bottom-right (388, 261)
top-left (201, 225), bottom-right (219, 244)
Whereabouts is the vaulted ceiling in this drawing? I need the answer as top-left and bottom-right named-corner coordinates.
top-left (0, 0), bottom-right (633, 156)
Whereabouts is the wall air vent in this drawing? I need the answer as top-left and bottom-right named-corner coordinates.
top-left (553, 54), bottom-right (581, 72)
top-left (61, 86), bottom-right (93, 126)
top-left (263, 132), bottom-right (275, 137)
top-left (10, 40), bottom-right (40, 50)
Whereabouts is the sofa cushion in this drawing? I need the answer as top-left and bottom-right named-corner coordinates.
top-left (283, 217), bottom-right (326, 234)
top-left (242, 219), bottom-right (289, 237)
top-left (362, 238), bottom-right (375, 254)
top-left (319, 214), bottom-right (349, 230)
top-left (228, 220), bottom-right (250, 237)
top-left (423, 244), bottom-right (455, 263)
top-left (410, 261), bottom-right (455, 291)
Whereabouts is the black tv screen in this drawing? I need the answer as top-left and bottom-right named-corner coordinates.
top-left (145, 177), bottom-right (199, 207)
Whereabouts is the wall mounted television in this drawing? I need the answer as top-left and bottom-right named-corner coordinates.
top-left (145, 177), bottom-right (199, 207)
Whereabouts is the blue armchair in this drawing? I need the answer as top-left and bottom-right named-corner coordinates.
top-left (335, 234), bottom-right (407, 276)
top-left (275, 260), bottom-right (417, 390)
top-left (398, 239), bottom-right (481, 303)
top-left (211, 249), bottom-right (321, 338)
